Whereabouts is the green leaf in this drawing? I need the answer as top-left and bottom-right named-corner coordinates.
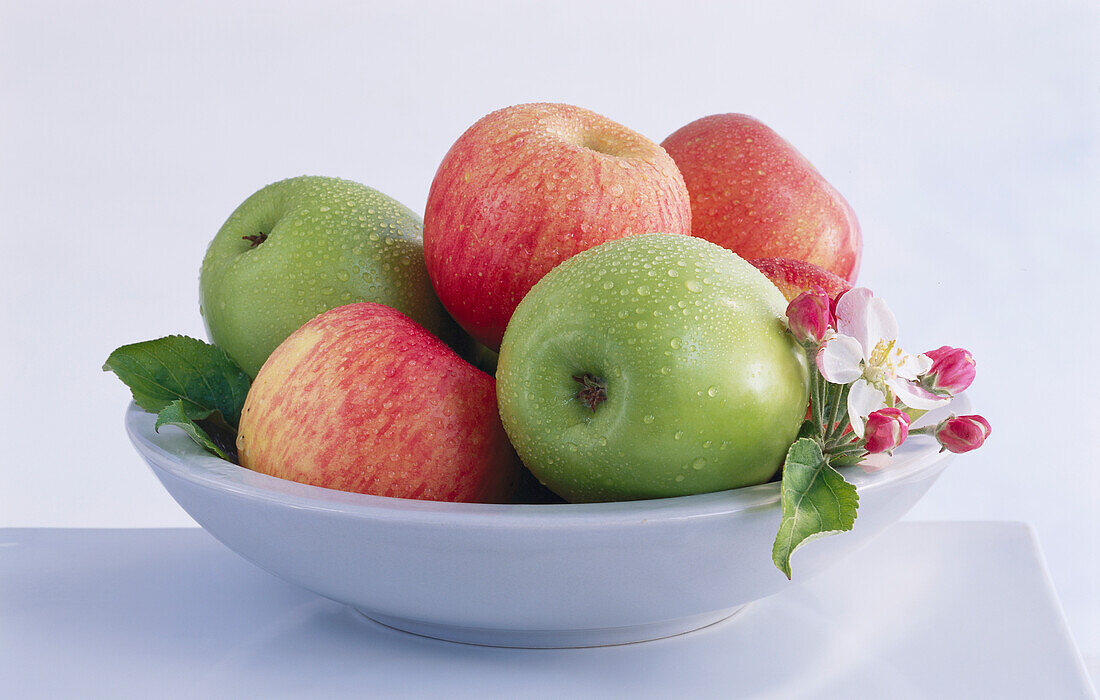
top-left (103, 335), bottom-right (250, 430)
top-left (154, 400), bottom-right (234, 461)
top-left (796, 419), bottom-right (817, 441)
top-left (772, 438), bottom-right (859, 579)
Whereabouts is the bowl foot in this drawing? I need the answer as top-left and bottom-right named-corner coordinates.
top-left (355, 606), bottom-right (745, 648)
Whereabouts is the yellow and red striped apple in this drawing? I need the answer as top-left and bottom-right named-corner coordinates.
top-left (236, 303), bottom-right (522, 503)
top-left (424, 103), bottom-right (692, 351)
top-left (750, 257), bottom-right (852, 301)
top-left (662, 114), bottom-right (861, 283)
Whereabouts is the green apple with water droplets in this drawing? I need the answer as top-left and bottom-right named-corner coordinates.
top-left (496, 233), bottom-right (809, 502)
top-left (200, 176), bottom-right (462, 377)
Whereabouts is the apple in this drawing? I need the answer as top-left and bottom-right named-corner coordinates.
top-left (236, 303), bottom-right (522, 503)
top-left (496, 233), bottom-right (809, 502)
top-left (750, 257), bottom-right (851, 301)
top-left (661, 114), bottom-right (861, 283)
top-left (424, 102), bottom-right (693, 351)
top-left (200, 176), bottom-right (462, 377)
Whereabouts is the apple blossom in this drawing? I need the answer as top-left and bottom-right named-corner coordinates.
top-left (934, 415), bottom-right (992, 454)
top-left (921, 346), bottom-right (976, 396)
top-left (774, 284), bottom-right (989, 578)
top-left (785, 287), bottom-right (833, 345)
top-left (862, 408), bottom-right (910, 454)
top-left (815, 288), bottom-right (947, 437)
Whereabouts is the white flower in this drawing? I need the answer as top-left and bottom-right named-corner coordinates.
top-left (816, 288), bottom-right (948, 437)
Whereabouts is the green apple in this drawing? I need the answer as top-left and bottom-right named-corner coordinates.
top-left (200, 176), bottom-right (461, 377)
top-left (496, 233), bottom-right (809, 502)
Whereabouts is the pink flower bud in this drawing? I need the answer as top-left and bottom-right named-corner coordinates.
top-left (786, 287), bottom-right (833, 345)
top-left (935, 415), bottom-right (991, 453)
top-left (921, 346), bottom-right (976, 396)
top-left (863, 407), bottom-right (911, 454)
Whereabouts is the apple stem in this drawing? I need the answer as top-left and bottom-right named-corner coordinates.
top-left (242, 232), bottom-right (268, 248)
top-left (823, 381), bottom-right (848, 442)
top-left (808, 350), bottom-right (825, 434)
top-left (572, 373), bottom-right (607, 412)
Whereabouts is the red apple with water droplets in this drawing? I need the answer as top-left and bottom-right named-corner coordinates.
top-left (662, 114), bottom-right (861, 282)
top-left (750, 257), bottom-right (851, 301)
top-left (424, 103), bottom-right (692, 351)
top-left (237, 303), bottom-right (522, 503)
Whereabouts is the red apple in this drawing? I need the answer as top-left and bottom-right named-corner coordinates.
top-left (661, 114), bottom-right (861, 283)
top-left (424, 103), bottom-right (692, 351)
top-left (750, 257), bottom-right (852, 301)
top-left (236, 303), bottom-right (522, 503)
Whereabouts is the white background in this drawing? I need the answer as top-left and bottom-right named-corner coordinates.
top-left (2, 0), bottom-right (1097, 675)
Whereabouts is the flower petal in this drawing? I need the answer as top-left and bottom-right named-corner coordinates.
top-left (847, 379), bottom-right (886, 438)
top-left (836, 288), bottom-right (899, 359)
top-left (864, 297), bottom-right (899, 347)
top-left (888, 377), bottom-right (951, 410)
top-left (859, 452), bottom-right (893, 473)
top-left (817, 334), bottom-right (864, 384)
top-left (835, 288), bottom-right (874, 350)
top-left (897, 352), bottom-right (933, 380)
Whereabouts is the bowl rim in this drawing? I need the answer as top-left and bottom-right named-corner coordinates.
top-left (125, 396), bottom-right (964, 528)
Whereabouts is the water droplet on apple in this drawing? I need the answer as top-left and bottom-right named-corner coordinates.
top-left (692, 458), bottom-right (706, 470)
top-left (675, 474), bottom-right (686, 482)
top-left (685, 280), bottom-right (701, 293)
top-left (674, 430), bottom-right (684, 440)
top-left (670, 337), bottom-right (682, 349)
top-left (637, 285), bottom-right (650, 296)
top-left (642, 414), bottom-right (655, 424)
top-left (707, 386), bottom-right (719, 397)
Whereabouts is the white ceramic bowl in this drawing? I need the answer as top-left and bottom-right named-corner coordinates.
top-left (125, 397), bottom-right (962, 648)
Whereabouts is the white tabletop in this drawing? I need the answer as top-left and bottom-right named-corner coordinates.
top-left (1, 522), bottom-right (1093, 699)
